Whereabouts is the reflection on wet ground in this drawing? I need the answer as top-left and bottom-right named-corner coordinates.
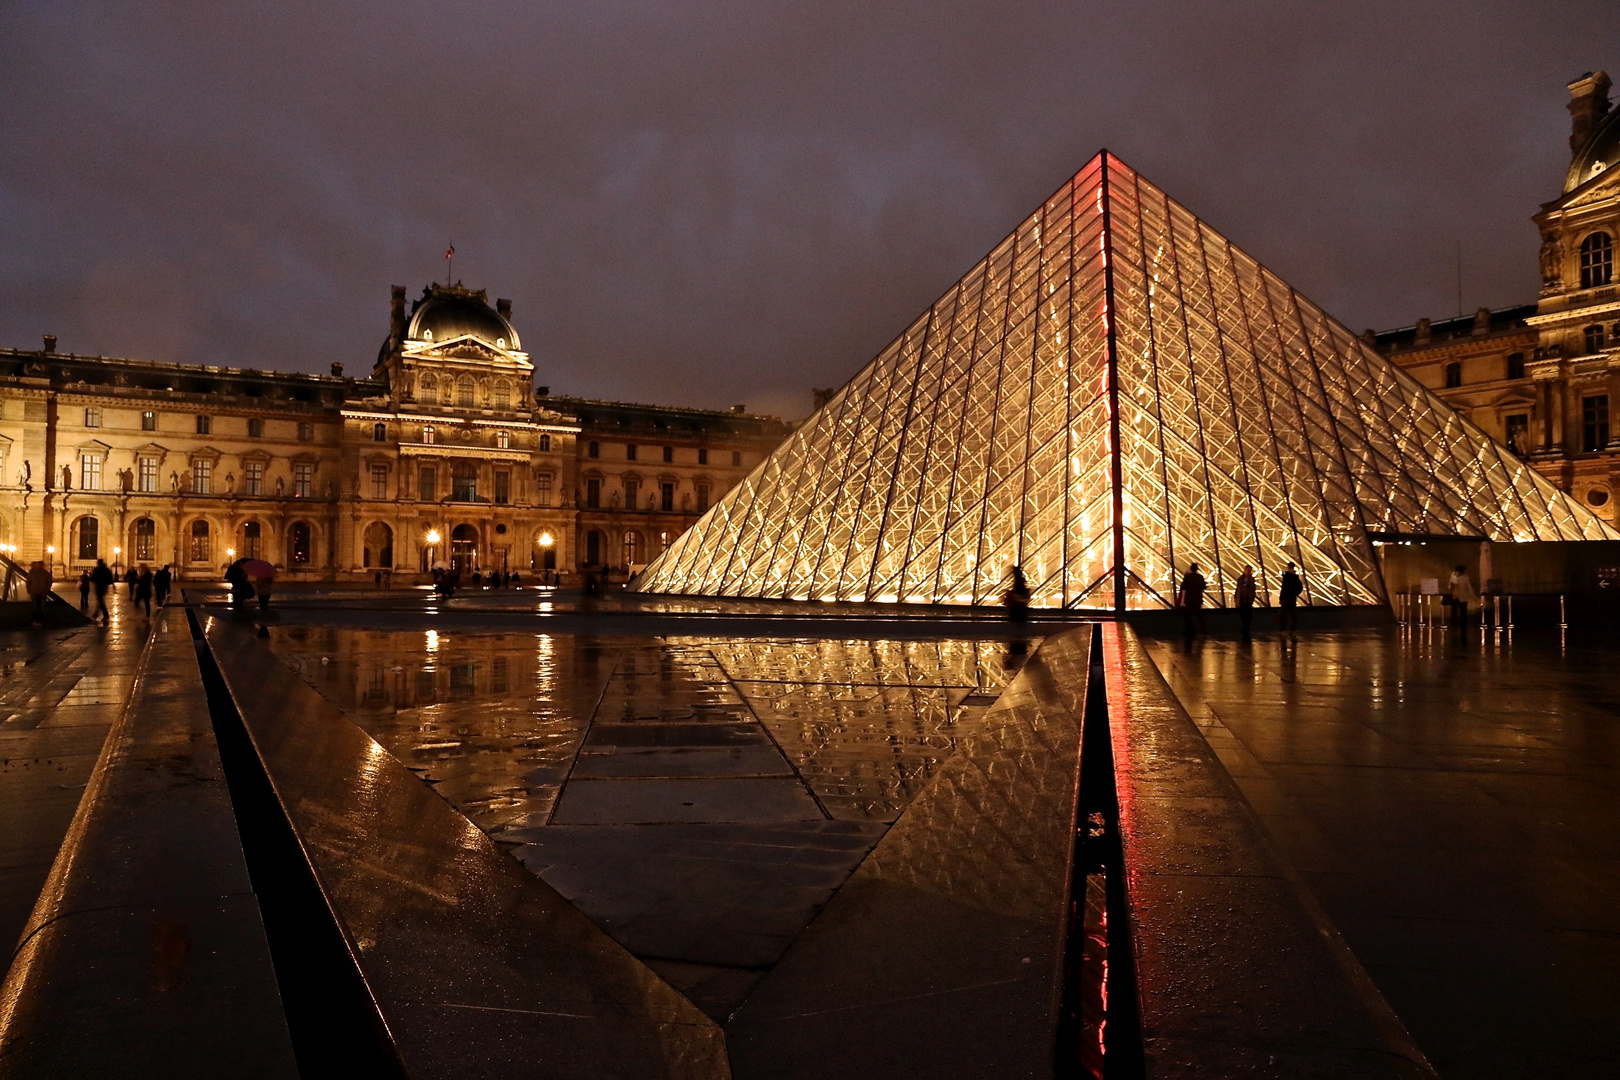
top-left (1144, 626), bottom-right (1620, 1079)
top-left (267, 626), bottom-right (1033, 1019)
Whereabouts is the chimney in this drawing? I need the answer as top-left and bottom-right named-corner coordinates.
top-left (1415, 318), bottom-right (1432, 346)
top-left (1472, 307), bottom-right (1491, 335)
top-left (389, 285), bottom-right (407, 343)
top-left (42, 334), bottom-right (56, 353)
top-left (1568, 71), bottom-right (1612, 155)
top-left (1360, 329), bottom-right (1378, 348)
top-left (496, 298), bottom-right (512, 320)
top-left (331, 362), bottom-right (344, 377)
top-left (537, 385), bottom-right (549, 396)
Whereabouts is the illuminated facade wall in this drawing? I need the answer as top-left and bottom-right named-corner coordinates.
top-left (636, 153), bottom-right (1618, 610)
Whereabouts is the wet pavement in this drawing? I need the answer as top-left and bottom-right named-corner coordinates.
top-left (262, 619), bottom-right (1033, 1019)
top-left (0, 588), bottom-right (148, 954)
top-left (1142, 625), bottom-right (1620, 1079)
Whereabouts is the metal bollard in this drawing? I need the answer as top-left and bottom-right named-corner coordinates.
top-left (1560, 593), bottom-right (1567, 630)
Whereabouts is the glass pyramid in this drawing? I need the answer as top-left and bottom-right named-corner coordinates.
top-left (636, 153), bottom-right (1619, 610)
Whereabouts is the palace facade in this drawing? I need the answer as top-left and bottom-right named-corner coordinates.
top-left (0, 283), bottom-right (791, 581)
top-left (1375, 70), bottom-right (1620, 524)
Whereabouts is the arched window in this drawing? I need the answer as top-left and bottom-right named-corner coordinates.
top-left (1581, 232), bottom-right (1613, 289)
top-left (133, 518), bottom-right (156, 562)
top-left (586, 530), bottom-right (604, 566)
top-left (422, 426), bottom-right (435, 445)
top-left (373, 422), bottom-right (387, 442)
top-left (241, 521), bottom-right (262, 560)
top-left (540, 434), bottom-right (551, 452)
top-left (363, 522), bottom-right (393, 568)
top-left (622, 530), bottom-right (641, 567)
top-left (457, 375), bottom-right (475, 408)
top-left (77, 517), bottom-right (99, 561)
top-left (496, 430), bottom-right (511, 449)
top-left (189, 520), bottom-right (210, 563)
top-left (289, 522), bottom-right (312, 565)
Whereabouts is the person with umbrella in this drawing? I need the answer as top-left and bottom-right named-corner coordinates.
top-left (238, 559), bottom-right (276, 611)
top-left (224, 559), bottom-right (252, 610)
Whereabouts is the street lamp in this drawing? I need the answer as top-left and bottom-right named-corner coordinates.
top-left (425, 529), bottom-right (441, 571)
top-left (44, 545), bottom-right (54, 574)
top-left (537, 532), bottom-right (555, 584)
top-left (113, 546), bottom-right (121, 576)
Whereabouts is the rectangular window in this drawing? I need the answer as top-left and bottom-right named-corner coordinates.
top-left (193, 459), bottom-right (212, 494)
top-left (697, 447), bottom-right (708, 465)
top-left (78, 453), bottom-right (101, 491)
top-left (196, 414), bottom-right (211, 435)
top-left (696, 482), bottom-right (710, 512)
top-left (540, 434), bottom-right (551, 452)
top-left (1583, 394), bottom-right (1610, 453)
top-left (623, 479), bottom-right (638, 510)
top-left (134, 520), bottom-right (156, 562)
top-left (1586, 325), bottom-right (1608, 354)
top-left (293, 463), bottom-right (313, 497)
top-left (1443, 362), bottom-right (1462, 388)
top-left (245, 460), bottom-right (264, 496)
top-left (138, 456), bottom-right (158, 492)
top-left (662, 445), bottom-right (673, 463)
top-left (731, 451), bottom-right (742, 466)
top-left (419, 466), bottom-right (436, 501)
top-left (586, 477), bottom-right (601, 508)
top-left (1506, 352), bottom-right (1526, 380)
top-left (627, 443), bottom-right (637, 461)
top-left (142, 411), bottom-right (156, 431)
top-left (371, 464), bottom-right (388, 499)
top-left (298, 422), bottom-right (314, 442)
top-left (661, 482), bottom-right (675, 512)
top-left (84, 407), bottom-right (101, 428)
top-left (537, 473), bottom-right (553, 507)
top-left (495, 470), bottom-right (510, 505)
top-left (588, 441), bottom-right (599, 459)
top-left (452, 464), bottom-right (477, 502)
top-left (249, 417), bottom-right (264, 438)
top-left (1504, 414), bottom-right (1529, 454)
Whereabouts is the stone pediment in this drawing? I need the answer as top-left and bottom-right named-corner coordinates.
top-left (1548, 167), bottom-right (1620, 213)
top-left (77, 438), bottom-right (112, 454)
top-left (1485, 389), bottom-right (1536, 410)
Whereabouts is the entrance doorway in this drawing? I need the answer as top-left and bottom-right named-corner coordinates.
top-left (451, 524), bottom-right (479, 573)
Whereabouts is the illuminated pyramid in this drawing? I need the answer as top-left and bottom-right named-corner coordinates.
top-left (636, 152), bottom-right (1617, 610)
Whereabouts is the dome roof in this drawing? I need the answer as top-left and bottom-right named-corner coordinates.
top-left (1566, 107), bottom-right (1620, 193)
top-left (406, 284), bottom-right (520, 351)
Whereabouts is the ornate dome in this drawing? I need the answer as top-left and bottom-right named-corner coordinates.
top-left (1566, 106), bottom-right (1620, 193)
top-left (405, 283), bottom-right (520, 351)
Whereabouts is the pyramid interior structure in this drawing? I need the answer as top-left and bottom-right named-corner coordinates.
top-left (636, 152), bottom-right (1618, 610)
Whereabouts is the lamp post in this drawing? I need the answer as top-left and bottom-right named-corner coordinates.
top-left (537, 532), bottom-right (555, 585)
top-left (113, 546), bottom-right (122, 577)
top-left (45, 545), bottom-right (54, 576)
top-left (426, 529), bottom-right (441, 572)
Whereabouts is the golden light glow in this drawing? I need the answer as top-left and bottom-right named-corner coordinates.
top-left (425, 529), bottom-right (441, 545)
top-left (226, 548), bottom-right (236, 558)
top-left (538, 532), bottom-right (554, 547)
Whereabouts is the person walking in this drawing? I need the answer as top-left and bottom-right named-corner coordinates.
top-left (77, 570), bottom-right (91, 611)
top-left (224, 560), bottom-right (251, 610)
top-left (154, 564), bottom-right (172, 608)
top-left (134, 564), bottom-right (153, 618)
top-left (1004, 564), bottom-right (1031, 623)
top-left (1234, 564), bottom-right (1257, 637)
top-left (25, 560), bottom-right (53, 625)
top-left (123, 565), bottom-right (138, 596)
top-left (1447, 564), bottom-right (1477, 628)
top-left (90, 558), bottom-right (114, 626)
top-left (1176, 563), bottom-right (1207, 638)
top-left (1279, 561), bottom-right (1303, 632)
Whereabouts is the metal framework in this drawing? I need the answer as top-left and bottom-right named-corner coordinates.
top-left (635, 153), bottom-right (1619, 610)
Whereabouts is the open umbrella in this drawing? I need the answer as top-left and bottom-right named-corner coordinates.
top-left (239, 559), bottom-right (276, 579)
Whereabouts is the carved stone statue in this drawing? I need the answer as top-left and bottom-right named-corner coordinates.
top-left (275, 476), bottom-right (285, 496)
top-left (611, 490), bottom-right (621, 508)
top-left (226, 472), bottom-right (235, 494)
top-left (118, 468), bottom-right (133, 492)
top-left (1540, 234), bottom-right (1564, 287)
top-left (61, 465), bottom-right (72, 489)
top-left (169, 471), bottom-right (180, 493)
top-left (17, 461), bottom-right (30, 488)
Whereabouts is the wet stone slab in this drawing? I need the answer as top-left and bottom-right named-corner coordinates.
top-left (266, 627), bottom-right (1027, 1022)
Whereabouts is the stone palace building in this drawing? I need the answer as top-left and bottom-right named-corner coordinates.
top-left (0, 283), bottom-right (790, 581)
top-left (1374, 70), bottom-right (1620, 524)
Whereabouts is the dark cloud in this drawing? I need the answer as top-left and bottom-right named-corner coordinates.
top-left (2, 1), bottom-right (1616, 418)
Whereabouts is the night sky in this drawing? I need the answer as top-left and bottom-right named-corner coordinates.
top-left (3, 2), bottom-right (1616, 419)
